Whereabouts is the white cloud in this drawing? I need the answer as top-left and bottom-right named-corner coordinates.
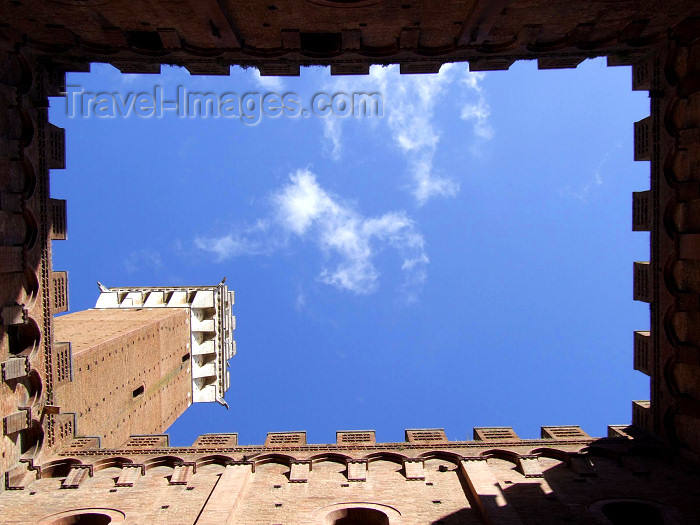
top-left (274, 170), bottom-right (428, 295)
top-left (251, 68), bottom-right (285, 91)
top-left (273, 171), bottom-right (339, 235)
top-left (196, 169), bottom-right (428, 298)
top-left (320, 64), bottom-right (493, 205)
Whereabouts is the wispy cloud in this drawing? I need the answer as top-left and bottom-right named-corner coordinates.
top-left (295, 290), bottom-right (307, 311)
top-left (379, 64), bottom-right (458, 205)
top-left (320, 64), bottom-right (493, 205)
top-left (322, 117), bottom-right (342, 160)
top-left (251, 68), bottom-right (285, 91)
top-left (561, 144), bottom-right (620, 202)
top-left (123, 249), bottom-right (163, 274)
top-left (273, 169), bottom-right (427, 295)
top-left (460, 71), bottom-right (494, 140)
top-left (195, 169), bottom-right (428, 298)
top-left (194, 219), bottom-right (273, 260)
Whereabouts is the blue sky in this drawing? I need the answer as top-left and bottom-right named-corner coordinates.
top-left (50, 58), bottom-right (651, 447)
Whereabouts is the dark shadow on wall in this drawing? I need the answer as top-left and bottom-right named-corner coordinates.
top-left (430, 508), bottom-right (482, 524)
top-left (492, 436), bottom-right (699, 525)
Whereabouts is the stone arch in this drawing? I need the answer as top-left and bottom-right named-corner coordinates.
top-left (665, 306), bottom-right (682, 347)
top-left (481, 449), bottom-right (524, 482)
top-left (530, 447), bottom-right (572, 464)
top-left (41, 458), bottom-right (83, 478)
top-left (309, 452), bottom-right (352, 465)
top-left (326, 507), bottom-right (390, 525)
top-left (143, 455), bottom-right (183, 471)
top-left (21, 264), bottom-right (40, 307)
top-left (670, 408), bottom-right (700, 451)
top-left (480, 448), bottom-right (520, 464)
top-left (416, 451), bottom-right (461, 475)
top-left (37, 508), bottom-right (126, 524)
top-left (529, 447), bottom-right (574, 477)
top-left (364, 451), bottom-right (408, 465)
top-left (3, 264), bottom-right (39, 312)
top-left (417, 450), bottom-right (462, 463)
top-left (252, 452), bottom-right (295, 468)
top-left (664, 356), bottom-right (682, 397)
top-left (588, 498), bottom-right (677, 525)
top-left (249, 456), bottom-right (291, 484)
top-left (19, 157), bottom-right (37, 200)
top-left (666, 310), bottom-right (700, 348)
top-left (669, 357), bottom-right (700, 402)
top-left (22, 205), bottom-right (38, 252)
top-left (663, 407), bottom-right (684, 448)
top-left (19, 418), bottom-right (44, 458)
top-left (26, 368), bottom-right (42, 406)
top-left (195, 454), bottom-right (235, 468)
top-left (92, 457), bottom-right (133, 473)
top-left (670, 255), bottom-right (700, 291)
top-left (308, 456), bottom-right (347, 482)
top-left (311, 502), bottom-right (401, 525)
top-left (7, 316), bottom-right (40, 358)
top-left (8, 368), bottom-right (42, 409)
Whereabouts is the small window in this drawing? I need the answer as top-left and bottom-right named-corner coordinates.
top-left (132, 385), bottom-right (144, 398)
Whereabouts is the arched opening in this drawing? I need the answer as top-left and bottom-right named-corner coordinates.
top-left (326, 507), bottom-right (390, 525)
top-left (19, 420), bottom-right (44, 458)
top-left (22, 206), bottom-right (39, 251)
top-left (7, 317), bottom-right (40, 357)
top-left (47, 513), bottom-right (112, 525)
top-left (19, 108), bottom-right (34, 146)
top-left (14, 369), bottom-right (43, 407)
top-left (41, 458), bottom-right (83, 479)
top-left (21, 265), bottom-right (39, 308)
top-left (21, 157), bottom-right (37, 198)
top-left (601, 501), bottom-right (664, 525)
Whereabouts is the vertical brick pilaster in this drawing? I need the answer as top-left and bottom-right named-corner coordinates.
top-left (195, 463), bottom-right (252, 524)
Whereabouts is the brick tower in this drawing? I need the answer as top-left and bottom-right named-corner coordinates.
top-left (52, 283), bottom-right (236, 448)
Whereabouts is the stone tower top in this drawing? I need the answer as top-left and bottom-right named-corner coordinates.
top-left (93, 281), bottom-right (236, 404)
